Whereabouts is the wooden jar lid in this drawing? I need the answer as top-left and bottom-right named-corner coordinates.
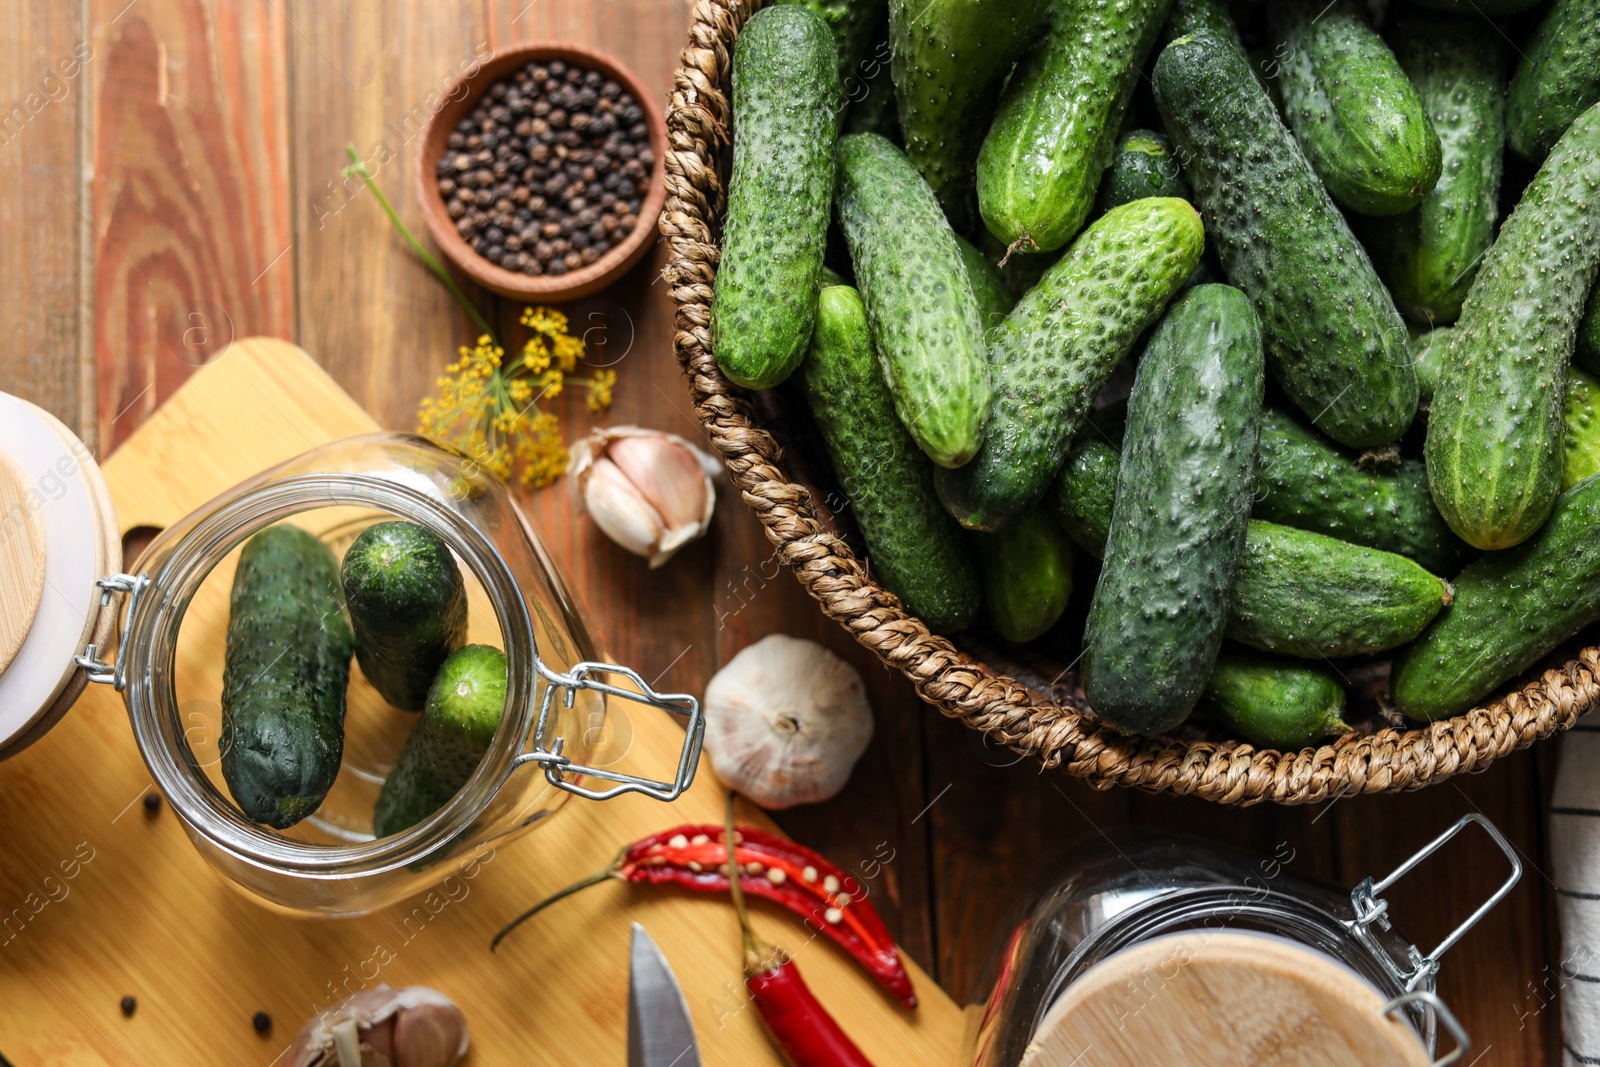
top-left (1020, 931), bottom-right (1431, 1067)
top-left (0, 396), bottom-right (120, 759)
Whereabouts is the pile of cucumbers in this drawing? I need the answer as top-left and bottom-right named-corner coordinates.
top-left (712, 0), bottom-right (1600, 747)
top-left (219, 520), bottom-right (506, 834)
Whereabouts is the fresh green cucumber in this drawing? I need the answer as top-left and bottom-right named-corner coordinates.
top-left (1154, 28), bottom-right (1418, 448)
top-left (1412, 326), bottom-right (1455, 404)
top-left (1424, 105), bottom-right (1600, 550)
top-left (1253, 408), bottom-right (1468, 575)
top-left (1048, 438), bottom-right (1120, 557)
top-left (888, 0), bottom-right (1047, 223)
top-left (1093, 129), bottom-right (1191, 216)
top-left (1365, 11), bottom-right (1504, 324)
top-left (1163, 0), bottom-right (1243, 48)
top-left (1083, 284), bottom-right (1264, 735)
top-left (975, 506), bottom-right (1074, 643)
top-left (1507, 0), bottom-right (1600, 160)
top-left (977, 0), bottom-right (1174, 253)
top-left (1227, 521), bottom-right (1450, 658)
top-left (801, 285), bottom-right (981, 631)
top-left (1201, 652), bottom-right (1350, 749)
top-left (836, 133), bottom-right (990, 468)
top-left (711, 6), bottom-right (841, 390)
top-left (954, 234), bottom-right (1015, 332)
top-left (373, 644), bottom-right (507, 837)
top-left (221, 525), bottom-right (354, 829)
top-left (774, 0), bottom-right (888, 85)
top-left (341, 521), bottom-right (467, 712)
top-left (934, 197), bottom-right (1203, 531)
top-left (1392, 474), bottom-right (1600, 720)
top-left (1268, 0), bottom-right (1441, 216)
top-left (1565, 367), bottom-right (1600, 490)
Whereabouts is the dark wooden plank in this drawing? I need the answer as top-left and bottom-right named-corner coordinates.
top-left (90, 0), bottom-right (293, 450)
top-left (0, 1), bottom-right (92, 440)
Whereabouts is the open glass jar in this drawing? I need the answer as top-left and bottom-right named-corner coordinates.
top-left (74, 433), bottom-right (702, 916)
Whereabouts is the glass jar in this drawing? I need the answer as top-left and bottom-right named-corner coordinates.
top-left (75, 433), bottom-right (702, 916)
top-left (971, 815), bottom-right (1520, 1067)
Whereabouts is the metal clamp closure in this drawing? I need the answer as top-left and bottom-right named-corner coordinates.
top-left (1383, 990), bottom-right (1469, 1066)
top-left (511, 660), bottom-right (703, 803)
top-left (74, 573), bottom-right (149, 691)
top-left (1348, 813), bottom-right (1522, 992)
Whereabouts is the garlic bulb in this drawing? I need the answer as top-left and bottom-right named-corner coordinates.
top-left (703, 634), bottom-right (874, 809)
top-left (570, 426), bottom-right (721, 568)
top-left (288, 985), bottom-right (468, 1067)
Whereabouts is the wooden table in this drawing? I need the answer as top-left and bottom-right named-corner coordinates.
top-left (0, 1), bottom-right (1562, 1063)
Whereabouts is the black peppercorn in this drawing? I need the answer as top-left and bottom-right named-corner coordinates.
top-left (252, 1011), bottom-right (272, 1035)
top-left (120, 996), bottom-right (137, 1017)
top-left (143, 792), bottom-right (161, 814)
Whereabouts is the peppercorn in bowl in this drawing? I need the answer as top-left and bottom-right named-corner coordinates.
top-left (418, 43), bottom-right (666, 302)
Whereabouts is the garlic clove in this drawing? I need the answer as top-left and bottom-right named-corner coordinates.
top-left (570, 426), bottom-right (721, 568)
top-left (391, 1003), bottom-right (471, 1067)
top-left (584, 457), bottom-right (668, 559)
top-left (289, 986), bottom-right (469, 1067)
top-left (607, 432), bottom-right (708, 531)
top-left (702, 634), bottom-right (874, 809)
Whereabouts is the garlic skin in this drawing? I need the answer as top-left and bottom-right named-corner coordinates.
top-left (703, 634), bottom-right (874, 809)
top-left (570, 426), bottom-right (720, 568)
top-left (289, 985), bottom-right (468, 1067)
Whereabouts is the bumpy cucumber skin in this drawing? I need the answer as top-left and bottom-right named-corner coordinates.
top-left (1507, 0), bottom-right (1600, 160)
top-left (1254, 408), bottom-right (1468, 575)
top-left (1366, 12), bottom-right (1504, 324)
top-left (1227, 521), bottom-right (1449, 658)
top-left (934, 197), bottom-right (1203, 531)
top-left (975, 507), bottom-right (1074, 643)
top-left (836, 133), bottom-right (990, 468)
top-left (1154, 29), bottom-right (1418, 449)
top-left (1425, 105), bottom-right (1600, 550)
top-left (374, 644), bottom-right (507, 837)
top-left (977, 0), bottom-right (1174, 253)
top-left (1083, 285), bottom-right (1264, 735)
top-left (1048, 438), bottom-right (1119, 558)
top-left (1565, 368), bottom-right (1600, 489)
top-left (953, 234), bottom-right (1015, 333)
top-left (773, 0), bottom-right (888, 84)
top-left (1270, 0), bottom-right (1442, 216)
top-left (1094, 130), bottom-right (1191, 216)
top-left (1411, 326), bottom-right (1455, 403)
top-left (1392, 475), bottom-right (1600, 720)
top-left (221, 526), bottom-right (354, 829)
top-left (801, 286), bottom-right (981, 632)
top-left (1202, 652), bottom-right (1350, 750)
top-left (711, 7), bottom-right (841, 390)
top-left (341, 521), bottom-right (467, 712)
top-left (1163, 0), bottom-right (1243, 48)
top-left (888, 0), bottom-right (1047, 222)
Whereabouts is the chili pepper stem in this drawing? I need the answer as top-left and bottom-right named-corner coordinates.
top-left (724, 792), bottom-right (771, 967)
top-left (490, 845), bottom-right (630, 952)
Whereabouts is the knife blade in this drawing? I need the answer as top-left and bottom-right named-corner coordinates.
top-left (628, 921), bottom-right (702, 1067)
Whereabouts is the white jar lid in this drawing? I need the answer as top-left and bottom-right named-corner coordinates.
top-left (0, 394), bottom-right (120, 758)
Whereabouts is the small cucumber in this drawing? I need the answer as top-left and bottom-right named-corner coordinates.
top-left (954, 234), bottom-right (1015, 332)
top-left (934, 197), bottom-right (1203, 531)
top-left (1202, 652), bottom-right (1350, 750)
top-left (1093, 129), bottom-right (1191, 216)
top-left (977, 0), bottom-right (1175, 253)
top-left (1565, 367), bottom-right (1600, 490)
top-left (888, 0), bottom-right (1047, 222)
top-left (221, 526), bottom-right (354, 829)
top-left (1163, 0), bottom-right (1244, 49)
top-left (1392, 474), bottom-right (1600, 720)
top-left (341, 521), bottom-right (467, 711)
top-left (1227, 521), bottom-right (1451, 659)
top-left (974, 506), bottom-right (1074, 643)
top-left (1507, 0), bottom-right (1600, 160)
top-left (711, 6), bottom-right (841, 389)
top-left (1154, 27), bottom-right (1419, 448)
top-left (1048, 438), bottom-right (1120, 557)
top-left (1425, 104), bottom-right (1600, 550)
top-left (1411, 326), bottom-right (1455, 404)
top-left (373, 644), bottom-right (507, 837)
top-left (1269, 0), bottom-right (1441, 216)
top-left (1253, 408), bottom-right (1469, 575)
top-left (773, 0), bottom-right (888, 85)
top-left (1365, 11), bottom-right (1504, 324)
top-left (801, 285), bottom-right (981, 631)
top-left (1083, 284), bottom-right (1264, 735)
top-left (836, 133), bottom-right (990, 468)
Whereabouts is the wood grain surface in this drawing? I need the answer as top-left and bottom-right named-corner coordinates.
top-left (0, 0), bottom-right (1565, 1063)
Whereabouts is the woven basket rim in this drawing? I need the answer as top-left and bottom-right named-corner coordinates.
top-left (656, 0), bottom-right (1600, 806)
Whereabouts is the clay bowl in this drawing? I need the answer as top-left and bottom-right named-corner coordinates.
top-left (416, 42), bottom-right (667, 302)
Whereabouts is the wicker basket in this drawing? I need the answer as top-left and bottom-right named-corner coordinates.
top-left (657, 0), bottom-right (1600, 805)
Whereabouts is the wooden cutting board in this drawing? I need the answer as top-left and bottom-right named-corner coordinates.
top-left (0, 338), bottom-right (971, 1065)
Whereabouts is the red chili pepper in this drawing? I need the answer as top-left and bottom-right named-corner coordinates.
top-left (746, 950), bottom-right (875, 1067)
top-left (491, 823), bottom-right (916, 1009)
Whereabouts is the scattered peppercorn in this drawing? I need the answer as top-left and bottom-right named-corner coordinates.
top-left (120, 995), bottom-right (137, 1017)
top-left (143, 792), bottom-right (161, 815)
top-left (252, 1010), bottom-right (272, 1035)
top-left (439, 58), bottom-right (653, 277)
